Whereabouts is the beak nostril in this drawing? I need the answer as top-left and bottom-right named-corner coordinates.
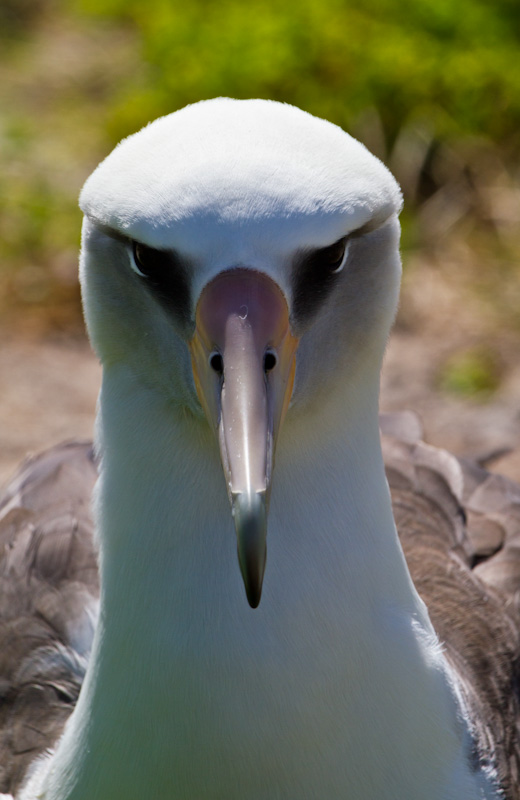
top-left (263, 352), bottom-right (277, 373)
top-left (209, 352), bottom-right (224, 374)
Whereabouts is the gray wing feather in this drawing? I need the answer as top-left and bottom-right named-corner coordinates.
top-left (0, 443), bottom-right (98, 795)
top-left (382, 412), bottom-right (520, 799)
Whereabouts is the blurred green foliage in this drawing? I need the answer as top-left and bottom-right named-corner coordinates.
top-left (439, 348), bottom-right (502, 399)
top-left (75, 0), bottom-right (520, 149)
top-left (1, 0), bottom-right (519, 333)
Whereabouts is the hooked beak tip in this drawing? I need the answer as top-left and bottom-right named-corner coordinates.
top-left (232, 490), bottom-right (268, 608)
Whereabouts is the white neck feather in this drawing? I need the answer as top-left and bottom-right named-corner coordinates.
top-left (23, 363), bottom-right (499, 800)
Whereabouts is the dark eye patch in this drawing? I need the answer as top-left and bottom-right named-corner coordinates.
top-left (132, 241), bottom-right (172, 280)
top-left (291, 236), bottom-right (349, 327)
top-left (131, 240), bottom-right (191, 327)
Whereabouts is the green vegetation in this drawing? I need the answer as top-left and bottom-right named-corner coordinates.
top-left (1, 0), bottom-right (519, 336)
top-left (439, 348), bottom-right (502, 399)
top-left (76, 0), bottom-right (520, 149)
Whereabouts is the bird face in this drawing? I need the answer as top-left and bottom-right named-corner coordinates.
top-left (79, 98), bottom-right (402, 605)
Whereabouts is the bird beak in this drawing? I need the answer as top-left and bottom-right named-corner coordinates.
top-left (189, 269), bottom-right (299, 607)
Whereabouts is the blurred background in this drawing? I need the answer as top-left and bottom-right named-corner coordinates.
top-left (1, 0), bottom-right (519, 482)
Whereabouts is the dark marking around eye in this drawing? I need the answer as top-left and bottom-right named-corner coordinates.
top-left (131, 240), bottom-right (191, 327)
top-left (291, 236), bottom-right (349, 327)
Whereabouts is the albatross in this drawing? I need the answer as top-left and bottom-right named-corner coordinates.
top-left (0, 98), bottom-right (519, 800)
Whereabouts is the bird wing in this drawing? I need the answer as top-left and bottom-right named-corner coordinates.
top-left (0, 443), bottom-right (98, 796)
top-left (382, 412), bottom-right (520, 799)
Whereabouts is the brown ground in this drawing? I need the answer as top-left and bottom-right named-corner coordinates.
top-left (0, 336), bottom-right (100, 485)
top-left (2, 254), bottom-right (520, 489)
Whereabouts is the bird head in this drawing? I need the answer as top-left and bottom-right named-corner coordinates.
top-left (79, 98), bottom-right (402, 607)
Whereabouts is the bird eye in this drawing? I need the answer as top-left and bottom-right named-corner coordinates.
top-left (126, 239), bottom-right (192, 328)
top-left (291, 234), bottom-right (351, 327)
top-left (130, 240), bottom-right (170, 281)
top-left (322, 237), bottom-right (348, 274)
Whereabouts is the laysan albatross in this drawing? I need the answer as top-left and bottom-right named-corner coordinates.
top-left (0, 98), bottom-right (519, 800)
